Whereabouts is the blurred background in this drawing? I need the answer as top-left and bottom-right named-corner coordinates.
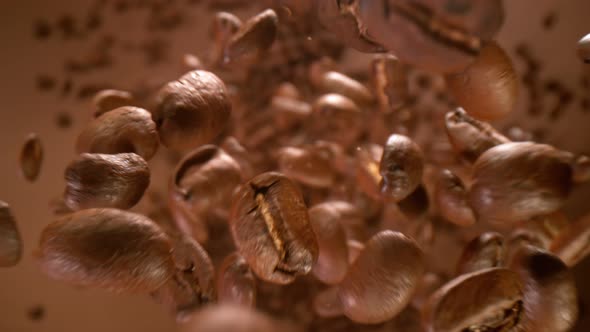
top-left (0, 0), bottom-right (589, 331)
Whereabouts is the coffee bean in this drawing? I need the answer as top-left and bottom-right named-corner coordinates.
top-left (277, 146), bottom-right (335, 188)
top-left (216, 252), bottom-right (256, 307)
top-left (456, 232), bottom-right (504, 275)
top-left (551, 213), bottom-right (590, 267)
top-left (434, 169), bottom-right (475, 227)
top-left (92, 89), bottom-right (135, 117)
top-left (20, 133), bottom-right (44, 182)
top-left (371, 54), bottom-right (409, 112)
top-left (319, 71), bottom-right (374, 106)
top-left (578, 33), bottom-right (590, 64)
top-left (225, 9), bottom-right (278, 62)
top-left (379, 134), bottom-right (424, 202)
top-left (311, 94), bottom-right (363, 149)
top-left (209, 12), bottom-right (242, 66)
top-left (0, 201), bottom-right (22, 267)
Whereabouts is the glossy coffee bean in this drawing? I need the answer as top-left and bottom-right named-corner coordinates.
top-left (0, 201), bottom-right (22, 267)
top-left (379, 134), bottom-right (424, 202)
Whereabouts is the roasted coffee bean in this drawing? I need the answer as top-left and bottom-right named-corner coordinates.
top-left (0, 201), bottom-right (22, 267)
top-left (434, 169), bottom-right (475, 227)
top-left (371, 54), bottom-right (409, 112)
top-left (319, 71), bottom-right (374, 106)
top-left (36, 209), bottom-right (176, 293)
top-left (447, 42), bottom-right (518, 120)
top-left (444, 108), bottom-right (510, 163)
top-left (154, 70), bottom-right (231, 152)
top-left (63, 153), bottom-right (150, 210)
top-left (152, 235), bottom-right (216, 320)
top-left (423, 268), bottom-right (524, 332)
top-left (308, 202), bottom-right (349, 284)
top-left (469, 142), bottom-right (575, 225)
top-left (92, 89), bottom-right (135, 117)
top-left (360, 0), bottom-right (505, 73)
top-left (210, 12), bottom-right (242, 65)
top-left (311, 94), bottom-right (363, 149)
top-left (313, 286), bottom-right (343, 318)
top-left (508, 245), bottom-right (578, 332)
top-left (316, 0), bottom-right (385, 53)
top-left (277, 146), bottom-right (335, 188)
top-left (229, 172), bottom-right (318, 284)
top-left (169, 145), bottom-right (242, 244)
top-left (76, 106), bottom-right (159, 161)
top-left (379, 134), bottom-right (424, 202)
top-left (551, 213), bottom-right (590, 267)
top-left (578, 33), bottom-right (590, 64)
top-left (337, 230), bottom-right (424, 324)
top-left (225, 9), bottom-right (278, 62)
top-left (20, 133), bottom-right (43, 182)
top-left (179, 305), bottom-right (286, 332)
top-left (456, 232), bottom-right (504, 275)
top-left (216, 252), bottom-right (256, 307)
top-left (355, 143), bottom-right (384, 201)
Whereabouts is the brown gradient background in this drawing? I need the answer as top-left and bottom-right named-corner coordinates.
top-left (0, 1), bottom-right (589, 331)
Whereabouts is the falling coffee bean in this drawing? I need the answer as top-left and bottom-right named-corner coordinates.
top-left (0, 201), bottom-right (22, 267)
top-left (456, 232), bottom-right (505, 275)
top-left (20, 133), bottom-right (43, 182)
top-left (224, 9), bottom-right (278, 62)
top-left (92, 89), bottom-right (135, 117)
top-left (379, 134), bottom-right (424, 202)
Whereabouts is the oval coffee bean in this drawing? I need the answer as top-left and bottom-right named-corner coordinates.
top-left (434, 169), bottom-right (475, 227)
top-left (456, 232), bottom-right (505, 275)
top-left (225, 9), bottom-right (278, 62)
top-left (229, 172), bottom-right (318, 284)
top-left (76, 106), bottom-right (159, 161)
top-left (37, 209), bottom-right (175, 293)
top-left (319, 71), bottom-right (374, 106)
top-left (216, 252), bottom-right (256, 307)
top-left (469, 142), bottom-right (574, 225)
top-left (20, 133), bottom-right (43, 182)
top-left (379, 134), bottom-right (424, 202)
top-left (578, 33), bottom-right (590, 64)
top-left (311, 94), bottom-right (363, 149)
top-left (446, 42), bottom-right (518, 120)
top-left (154, 70), bottom-right (231, 152)
top-left (337, 230), bottom-right (424, 324)
top-left (0, 201), bottom-right (22, 267)
top-left (64, 153), bottom-right (150, 210)
top-left (92, 89), bottom-right (135, 118)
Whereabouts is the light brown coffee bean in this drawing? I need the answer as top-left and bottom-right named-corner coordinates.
top-left (316, 0), bottom-right (385, 53)
top-left (319, 71), bottom-right (374, 106)
top-left (36, 208), bottom-right (176, 293)
top-left (308, 202), bottom-right (349, 284)
top-left (444, 107), bottom-right (510, 163)
top-left (551, 213), bottom-right (590, 267)
top-left (92, 89), bottom-right (135, 118)
top-left (360, 0), bottom-right (505, 73)
top-left (0, 201), bottom-right (22, 267)
top-left (64, 153), bottom-right (150, 210)
top-left (76, 106), bottom-right (159, 161)
top-left (169, 145), bottom-right (242, 244)
top-left (578, 33), bottom-right (590, 64)
top-left (379, 134), bottom-right (424, 202)
top-left (423, 267), bottom-right (524, 332)
top-left (216, 252), bottom-right (256, 307)
top-left (371, 54), bottom-right (409, 112)
top-left (337, 230), bottom-right (424, 324)
top-left (311, 94), bottom-right (363, 149)
top-left (20, 133), bottom-right (43, 182)
top-left (313, 286), bottom-right (343, 318)
top-left (210, 12), bottom-right (242, 66)
top-left (355, 143), bottom-right (383, 200)
top-left (225, 9), bottom-right (278, 62)
top-left (469, 142), bottom-right (575, 226)
top-left (154, 70), bottom-right (231, 152)
top-left (456, 232), bottom-right (504, 275)
top-left (508, 245), bottom-right (578, 332)
top-left (446, 42), bottom-right (518, 120)
top-left (434, 169), bottom-right (475, 227)
top-left (229, 172), bottom-right (318, 284)
top-left (277, 146), bottom-right (335, 188)
top-left (179, 305), bottom-right (286, 332)
top-left (152, 235), bottom-right (216, 320)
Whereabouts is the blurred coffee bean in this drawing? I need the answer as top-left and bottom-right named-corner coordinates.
top-left (20, 133), bottom-right (43, 182)
top-left (319, 71), bottom-right (374, 106)
top-left (578, 33), bottom-right (590, 64)
top-left (552, 213), bottom-right (590, 267)
top-left (0, 201), bottom-right (22, 267)
top-left (179, 305), bottom-right (287, 332)
top-left (277, 146), bottom-right (335, 188)
top-left (456, 232), bottom-right (505, 275)
top-left (210, 12), bottom-right (242, 66)
top-left (311, 94), bottom-right (363, 149)
top-left (313, 286), bottom-right (343, 318)
top-left (371, 54), bottom-right (409, 112)
top-left (92, 89), bottom-right (135, 117)
top-left (216, 252), bottom-right (256, 307)
top-left (225, 9), bottom-right (278, 62)
top-left (434, 169), bottom-right (475, 227)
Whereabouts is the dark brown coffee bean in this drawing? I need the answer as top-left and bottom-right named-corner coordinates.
top-left (371, 54), bottom-right (409, 112)
top-left (179, 305), bottom-right (286, 332)
top-left (20, 133), bottom-right (43, 182)
top-left (92, 89), bottom-right (135, 117)
top-left (447, 42), bottom-right (518, 120)
top-left (229, 172), bottom-right (318, 285)
top-left (316, 0), bottom-right (385, 53)
top-left (169, 145), bottom-right (242, 244)
top-left (337, 230), bottom-right (424, 324)
top-left (423, 267), bottom-right (524, 332)
top-left (36, 209), bottom-right (176, 293)
top-left (0, 201), bottom-right (22, 267)
top-left (313, 286), bottom-right (343, 318)
top-left (319, 71), bottom-right (374, 106)
top-left (225, 9), bottom-right (278, 62)
top-left (277, 146), bottom-right (335, 188)
top-left (152, 235), bottom-right (216, 320)
top-left (76, 106), bottom-right (159, 161)
top-left (63, 153), bottom-right (150, 210)
top-left (154, 70), bottom-right (231, 152)
top-left (311, 94), bottom-right (363, 149)
top-left (444, 107), bottom-right (510, 163)
top-left (469, 142), bottom-right (575, 226)
top-left (551, 213), bottom-right (590, 267)
top-left (379, 134), bottom-right (424, 202)
top-left (360, 0), bottom-right (505, 73)
top-left (578, 33), bottom-right (590, 64)
top-left (434, 169), bottom-right (475, 227)
top-left (456, 232), bottom-right (504, 275)
top-left (216, 252), bottom-right (256, 307)
top-left (308, 202), bottom-right (349, 284)
top-left (508, 245), bottom-right (578, 332)
top-left (209, 12), bottom-right (242, 66)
